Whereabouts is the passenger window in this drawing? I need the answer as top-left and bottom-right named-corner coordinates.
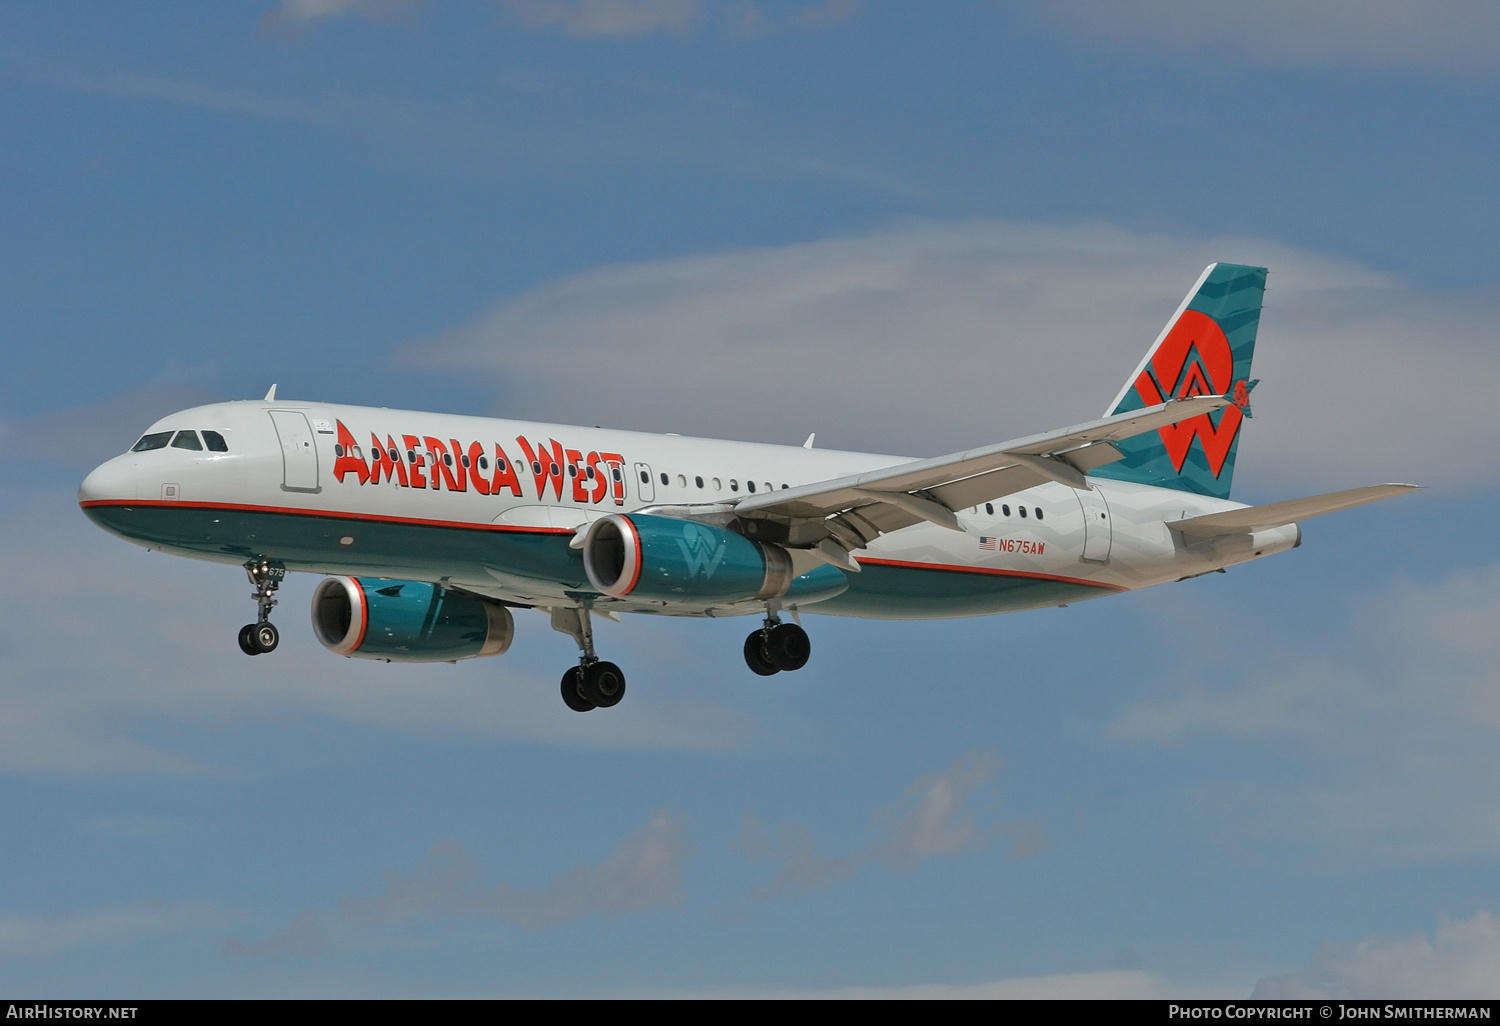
top-left (479, 456), bottom-right (489, 471)
top-left (781, 483), bottom-right (789, 490)
top-left (170, 431), bottom-right (203, 451)
top-left (568, 464), bottom-right (577, 478)
top-left (713, 477), bottom-right (722, 490)
top-left (730, 479), bottom-right (739, 492)
top-left (640, 470), bottom-right (649, 484)
top-left (747, 481), bottom-right (757, 493)
top-left (1019, 506), bottom-right (1027, 518)
top-left (1035, 508), bottom-right (1044, 520)
top-left (131, 431), bottom-right (173, 452)
top-left (677, 474), bottom-right (687, 487)
top-left (1002, 504), bottom-right (1010, 516)
top-left (461, 454), bottom-right (471, 469)
top-left (764, 482), bottom-right (772, 493)
top-left (985, 503), bottom-right (993, 515)
top-left (695, 475), bottom-right (703, 488)
top-left (660, 472), bottom-right (668, 485)
top-left (202, 431), bottom-right (228, 452)
top-left (612, 467), bottom-right (621, 481)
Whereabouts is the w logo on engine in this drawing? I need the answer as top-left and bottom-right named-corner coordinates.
top-left (678, 523), bottom-right (727, 579)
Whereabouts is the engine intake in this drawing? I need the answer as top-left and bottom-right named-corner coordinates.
top-left (311, 577), bottom-right (514, 662)
top-left (581, 513), bottom-right (847, 605)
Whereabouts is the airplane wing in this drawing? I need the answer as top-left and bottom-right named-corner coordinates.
top-left (1167, 483), bottom-right (1420, 539)
top-left (636, 394), bottom-right (1229, 569)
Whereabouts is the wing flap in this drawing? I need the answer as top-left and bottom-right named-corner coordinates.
top-left (735, 394), bottom-right (1228, 522)
top-left (1168, 484), bottom-right (1420, 538)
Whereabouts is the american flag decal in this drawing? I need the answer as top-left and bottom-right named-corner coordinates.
top-left (979, 536), bottom-right (997, 551)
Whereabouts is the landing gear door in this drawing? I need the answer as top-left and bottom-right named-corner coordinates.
top-left (269, 411), bottom-right (320, 492)
top-left (1075, 485), bottom-right (1112, 563)
top-left (634, 463), bottom-right (655, 503)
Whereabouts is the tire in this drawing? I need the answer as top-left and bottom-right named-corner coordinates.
top-left (581, 661), bottom-right (626, 708)
top-left (743, 631), bottom-right (780, 676)
top-left (560, 666), bottom-right (595, 712)
top-left (238, 624), bottom-right (260, 656)
top-left (251, 622), bottom-right (280, 654)
top-left (766, 622), bottom-right (810, 672)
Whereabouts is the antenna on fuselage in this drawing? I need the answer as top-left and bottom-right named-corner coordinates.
top-left (803, 433), bottom-right (816, 449)
top-left (263, 384), bottom-right (277, 401)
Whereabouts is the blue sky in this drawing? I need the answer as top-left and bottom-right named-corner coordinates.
top-left (3, 0), bottom-right (1500, 997)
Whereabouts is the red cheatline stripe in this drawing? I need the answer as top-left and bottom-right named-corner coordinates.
top-left (78, 499), bottom-right (574, 535)
top-left (856, 557), bottom-right (1126, 591)
top-left (81, 500), bottom-right (1124, 591)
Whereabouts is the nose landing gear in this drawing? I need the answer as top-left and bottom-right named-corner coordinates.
top-left (744, 613), bottom-right (811, 675)
top-left (237, 559), bottom-right (284, 656)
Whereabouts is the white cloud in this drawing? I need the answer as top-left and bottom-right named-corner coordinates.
top-left (3, 383), bottom-right (223, 472)
top-left (697, 969), bottom-right (1224, 999)
top-left (1030, 0), bottom-right (1500, 76)
top-left (0, 903), bottom-right (215, 958)
top-left (1111, 563), bottom-right (1500, 858)
top-left (264, 0), bottom-right (417, 28)
top-left (740, 751), bottom-right (1039, 899)
top-left (222, 909), bottom-right (329, 959)
top-left (405, 218), bottom-right (1491, 495)
top-left (330, 812), bottom-right (685, 930)
top-left (1254, 912), bottom-right (1500, 998)
top-left (870, 750), bottom-right (1002, 870)
top-left (225, 812), bottom-right (686, 956)
top-left (500, 0), bottom-right (702, 36)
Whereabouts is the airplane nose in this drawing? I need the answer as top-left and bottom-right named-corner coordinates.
top-left (79, 457), bottom-right (140, 505)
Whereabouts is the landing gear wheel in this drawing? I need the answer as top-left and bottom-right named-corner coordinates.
top-left (238, 624), bottom-right (261, 656)
top-left (766, 622), bottom-right (810, 672)
top-left (251, 622), bottom-right (279, 654)
top-left (744, 631), bottom-right (780, 676)
top-left (561, 666), bottom-right (595, 713)
top-left (581, 661), bottom-right (626, 708)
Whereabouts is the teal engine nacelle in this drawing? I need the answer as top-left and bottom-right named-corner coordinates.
top-left (310, 577), bottom-right (515, 662)
top-left (581, 513), bottom-right (848, 606)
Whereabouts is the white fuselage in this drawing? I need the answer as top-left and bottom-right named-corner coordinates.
top-left (79, 400), bottom-right (1300, 621)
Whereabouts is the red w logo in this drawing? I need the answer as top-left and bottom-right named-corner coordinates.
top-left (1132, 310), bottom-right (1245, 477)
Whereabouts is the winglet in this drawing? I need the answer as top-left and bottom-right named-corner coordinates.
top-left (264, 384), bottom-right (278, 401)
top-left (1228, 378), bottom-right (1259, 418)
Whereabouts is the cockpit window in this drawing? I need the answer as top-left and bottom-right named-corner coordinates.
top-left (131, 431), bottom-right (173, 452)
top-left (202, 430), bottom-right (228, 452)
top-left (170, 431), bottom-right (203, 451)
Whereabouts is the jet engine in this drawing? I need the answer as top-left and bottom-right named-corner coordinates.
top-left (310, 577), bottom-right (514, 662)
top-left (581, 513), bottom-right (847, 605)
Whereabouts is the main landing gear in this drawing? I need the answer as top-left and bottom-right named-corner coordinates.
top-left (551, 607), bottom-right (626, 713)
top-left (237, 559), bottom-right (285, 656)
top-left (744, 612), bottom-right (811, 676)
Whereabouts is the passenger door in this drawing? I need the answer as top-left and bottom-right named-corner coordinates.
top-left (268, 411), bottom-right (320, 492)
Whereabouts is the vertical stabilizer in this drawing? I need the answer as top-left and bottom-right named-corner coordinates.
top-left (1091, 263), bottom-right (1266, 499)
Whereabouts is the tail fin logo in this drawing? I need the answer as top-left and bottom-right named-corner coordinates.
top-left (1131, 309), bottom-right (1245, 477)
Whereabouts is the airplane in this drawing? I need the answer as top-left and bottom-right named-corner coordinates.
top-left (78, 263), bottom-right (1416, 712)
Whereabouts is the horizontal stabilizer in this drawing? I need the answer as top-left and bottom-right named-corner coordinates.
top-left (1168, 483), bottom-right (1420, 538)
